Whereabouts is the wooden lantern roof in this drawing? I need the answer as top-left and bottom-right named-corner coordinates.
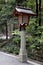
top-left (13, 6), bottom-right (36, 16)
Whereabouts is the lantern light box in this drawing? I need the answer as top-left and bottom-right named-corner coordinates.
top-left (13, 6), bottom-right (36, 28)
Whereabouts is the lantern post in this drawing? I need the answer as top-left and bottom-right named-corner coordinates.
top-left (13, 6), bottom-right (36, 62)
top-left (19, 23), bottom-right (27, 62)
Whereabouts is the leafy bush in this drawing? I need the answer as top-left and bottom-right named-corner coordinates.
top-left (13, 46), bottom-right (19, 55)
top-left (1, 35), bottom-right (20, 55)
top-left (13, 35), bottom-right (20, 47)
top-left (26, 18), bottom-right (43, 61)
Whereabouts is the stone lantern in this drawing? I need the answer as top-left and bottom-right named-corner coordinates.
top-left (13, 6), bottom-right (36, 62)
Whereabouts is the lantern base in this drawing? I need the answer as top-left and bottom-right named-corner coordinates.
top-left (19, 49), bottom-right (27, 63)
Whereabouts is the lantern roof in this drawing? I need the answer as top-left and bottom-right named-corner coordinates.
top-left (14, 6), bottom-right (36, 16)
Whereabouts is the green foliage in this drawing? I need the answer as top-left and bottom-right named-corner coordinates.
top-left (0, 0), bottom-right (15, 34)
top-left (13, 46), bottom-right (19, 55)
top-left (0, 0), bottom-right (15, 23)
top-left (13, 35), bottom-right (20, 45)
top-left (0, 35), bottom-right (20, 55)
top-left (27, 0), bottom-right (36, 11)
top-left (15, 0), bottom-right (26, 5)
top-left (0, 0), bottom-right (5, 4)
top-left (26, 36), bottom-right (32, 44)
top-left (21, 0), bottom-right (36, 11)
top-left (7, 0), bottom-right (16, 4)
top-left (26, 18), bottom-right (43, 61)
top-left (26, 18), bottom-right (42, 37)
top-left (0, 0), bottom-right (16, 4)
top-left (2, 45), bottom-right (19, 55)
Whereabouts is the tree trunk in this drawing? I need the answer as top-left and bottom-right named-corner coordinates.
top-left (39, 0), bottom-right (41, 26)
top-left (6, 21), bottom-right (8, 40)
top-left (36, 0), bottom-right (38, 18)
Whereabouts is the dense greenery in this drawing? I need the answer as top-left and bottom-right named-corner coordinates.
top-left (0, 0), bottom-right (43, 62)
top-left (26, 18), bottom-right (43, 61)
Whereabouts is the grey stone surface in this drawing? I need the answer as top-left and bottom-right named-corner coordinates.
top-left (0, 52), bottom-right (42, 65)
top-left (0, 52), bottom-right (33, 65)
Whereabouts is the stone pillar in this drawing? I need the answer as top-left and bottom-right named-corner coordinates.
top-left (19, 24), bottom-right (27, 62)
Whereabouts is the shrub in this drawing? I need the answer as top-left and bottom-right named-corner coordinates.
top-left (13, 46), bottom-right (19, 55)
